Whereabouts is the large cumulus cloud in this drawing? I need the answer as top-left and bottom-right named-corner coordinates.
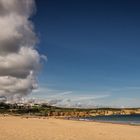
top-left (0, 0), bottom-right (43, 101)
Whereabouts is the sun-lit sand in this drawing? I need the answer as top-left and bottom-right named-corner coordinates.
top-left (0, 116), bottom-right (140, 140)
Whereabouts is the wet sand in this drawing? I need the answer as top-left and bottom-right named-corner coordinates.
top-left (0, 116), bottom-right (140, 140)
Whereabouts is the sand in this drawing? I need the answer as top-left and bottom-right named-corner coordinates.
top-left (0, 116), bottom-right (140, 140)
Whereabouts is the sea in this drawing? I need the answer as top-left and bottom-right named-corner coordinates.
top-left (77, 114), bottom-right (140, 125)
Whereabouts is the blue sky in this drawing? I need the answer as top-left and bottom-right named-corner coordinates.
top-left (29, 0), bottom-right (140, 107)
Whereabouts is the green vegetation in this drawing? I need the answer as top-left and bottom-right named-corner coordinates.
top-left (0, 102), bottom-right (140, 117)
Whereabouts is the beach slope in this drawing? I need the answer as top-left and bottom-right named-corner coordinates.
top-left (0, 116), bottom-right (140, 140)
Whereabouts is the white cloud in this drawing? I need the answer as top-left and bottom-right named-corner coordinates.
top-left (27, 86), bottom-right (110, 107)
top-left (0, 0), bottom-right (44, 101)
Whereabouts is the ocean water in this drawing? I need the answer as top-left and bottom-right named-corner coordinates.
top-left (79, 114), bottom-right (140, 125)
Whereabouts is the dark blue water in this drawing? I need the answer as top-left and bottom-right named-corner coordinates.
top-left (79, 114), bottom-right (140, 125)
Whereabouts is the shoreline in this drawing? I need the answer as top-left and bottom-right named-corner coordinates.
top-left (67, 118), bottom-right (140, 126)
top-left (64, 117), bottom-right (140, 126)
top-left (1, 114), bottom-right (140, 126)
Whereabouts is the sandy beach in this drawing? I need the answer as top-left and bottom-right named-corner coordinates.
top-left (0, 116), bottom-right (139, 140)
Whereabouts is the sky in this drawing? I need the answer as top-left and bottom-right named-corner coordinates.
top-left (4, 0), bottom-right (140, 107)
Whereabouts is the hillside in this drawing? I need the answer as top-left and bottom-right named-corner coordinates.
top-left (0, 102), bottom-right (140, 117)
